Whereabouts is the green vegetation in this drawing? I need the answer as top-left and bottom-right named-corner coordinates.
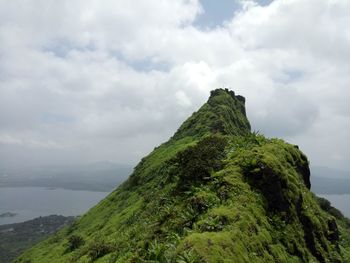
top-left (66, 235), bottom-right (85, 252)
top-left (15, 89), bottom-right (350, 262)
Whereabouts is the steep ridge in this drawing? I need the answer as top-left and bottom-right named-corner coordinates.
top-left (16, 89), bottom-right (350, 262)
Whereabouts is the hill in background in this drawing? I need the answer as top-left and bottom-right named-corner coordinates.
top-left (0, 215), bottom-right (74, 263)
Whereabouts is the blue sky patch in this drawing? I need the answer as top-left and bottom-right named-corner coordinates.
top-left (195, 0), bottom-right (274, 29)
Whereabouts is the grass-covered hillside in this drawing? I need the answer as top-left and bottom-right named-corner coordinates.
top-left (16, 89), bottom-right (350, 262)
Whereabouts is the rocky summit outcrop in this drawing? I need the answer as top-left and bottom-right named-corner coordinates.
top-left (16, 89), bottom-right (350, 262)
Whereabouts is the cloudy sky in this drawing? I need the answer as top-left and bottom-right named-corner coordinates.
top-left (0, 0), bottom-right (349, 173)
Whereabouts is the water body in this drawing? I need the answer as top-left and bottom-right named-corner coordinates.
top-left (0, 187), bottom-right (109, 225)
top-left (319, 194), bottom-right (350, 218)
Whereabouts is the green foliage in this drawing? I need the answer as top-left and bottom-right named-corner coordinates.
top-left (86, 239), bottom-right (113, 261)
top-left (189, 190), bottom-right (219, 214)
top-left (145, 240), bottom-right (168, 262)
top-left (176, 249), bottom-right (203, 263)
top-left (66, 235), bottom-right (85, 252)
top-left (173, 135), bottom-right (227, 190)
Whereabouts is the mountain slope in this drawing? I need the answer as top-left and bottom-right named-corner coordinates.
top-left (16, 89), bottom-right (350, 262)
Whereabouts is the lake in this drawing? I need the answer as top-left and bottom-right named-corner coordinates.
top-left (0, 187), bottom-right (109, 225)
top-left (319, 194), bottom-right (350, 218)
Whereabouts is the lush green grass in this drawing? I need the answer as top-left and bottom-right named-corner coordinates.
top-left (15, 89), bottom-right (350, 263)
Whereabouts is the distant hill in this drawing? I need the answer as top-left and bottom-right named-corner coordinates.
top-left (0, 163), bottom-right (132, 192)
top-left (16, 89), bottom-right (350, 262)
top-left (0, 215), bottom-right (75, 263)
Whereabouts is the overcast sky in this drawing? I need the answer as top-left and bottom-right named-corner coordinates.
top-left (0, 0), bottom-right (349, 174)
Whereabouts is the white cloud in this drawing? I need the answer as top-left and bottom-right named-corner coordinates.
top-left (175, 90), bottom-right (192, 108)
top-left (0, 133), bottom-right (66, 150)
top-left (0, 0), bottom-right (349, 172)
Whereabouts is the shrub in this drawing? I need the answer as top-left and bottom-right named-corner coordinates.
top-left (189, 191), bottom-right (219, 214)
top-left (87, 239), bottom-right (113, 260)
top-left (66, 235), bottom-right (84, 251)
top-left (176, 249), bottom-right (202, 263)
top-left (145, 240), bottom-right (167, 262)
top-left (174, 135), bottom-right (227, 190)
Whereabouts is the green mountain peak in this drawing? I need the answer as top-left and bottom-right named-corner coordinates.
top-left (172, 88), bottom-right (251, 140)
top-left (15, 89), bottom-right (350, 263)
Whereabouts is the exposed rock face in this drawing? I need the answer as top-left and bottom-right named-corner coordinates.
top-left (328, 218), bottom-right (340, 243)
top-left (15, 89), bottom-right (350, 263)
top-left (296, 150), bottom-right (311, 189)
